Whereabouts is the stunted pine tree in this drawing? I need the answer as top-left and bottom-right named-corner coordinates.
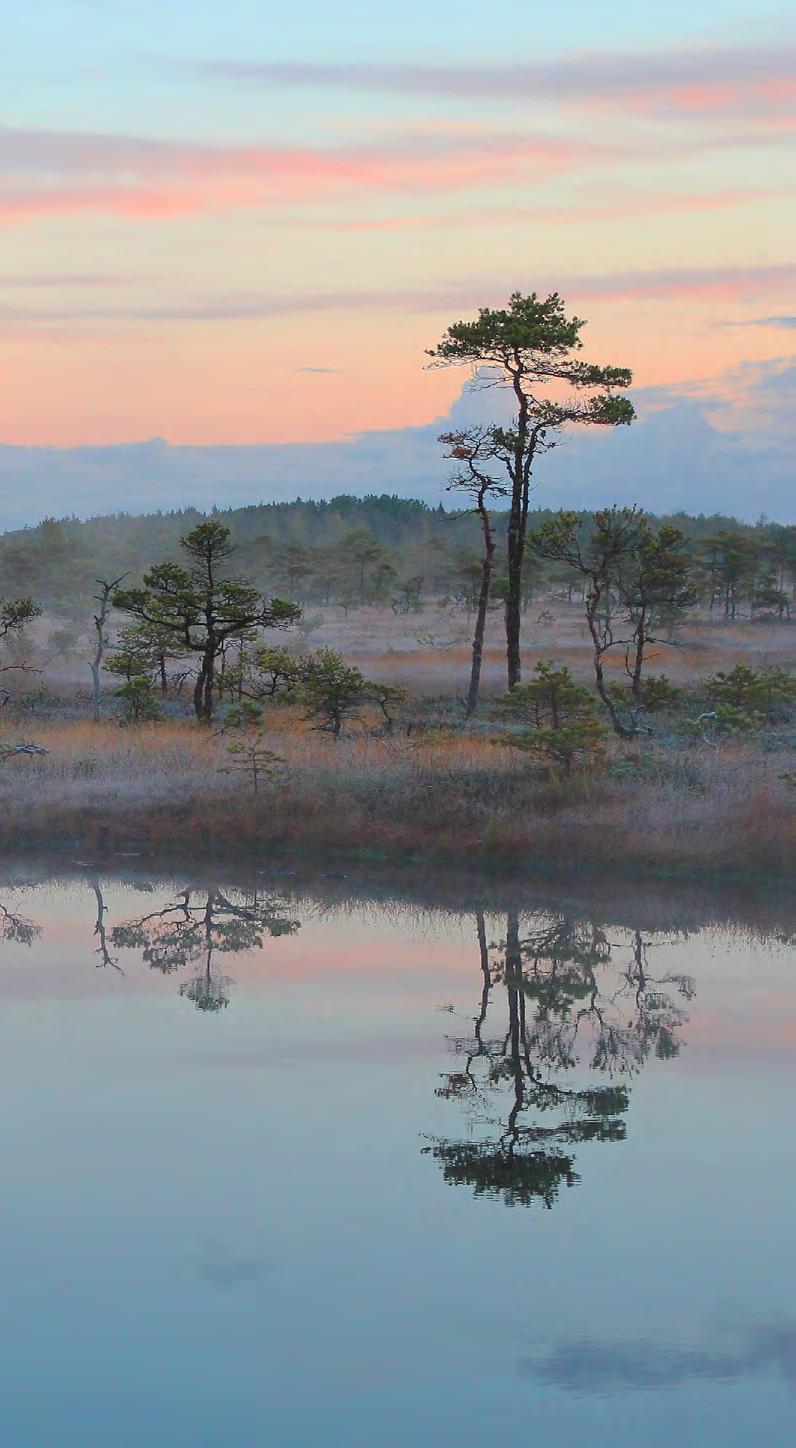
top-left (531, 509), bottom-right (698, 736)
top-left (427, 292), bottom-right (634, 689)
top-left (299, 648), bottom-right (368, 740)
top-left (615, 523), bottom-right (695, 710)
top-left (495, 660), bottom-right (604, 773)
top-left (530, 508), bottom-right (647, 737)
top-left (114, 521), bottom-right (300, 722)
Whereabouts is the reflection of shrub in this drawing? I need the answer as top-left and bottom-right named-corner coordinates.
top-left (495, 661), bottom-right (605, 774)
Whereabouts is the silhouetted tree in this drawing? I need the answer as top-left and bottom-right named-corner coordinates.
top-left (428, 293), bottom-right (634, 688)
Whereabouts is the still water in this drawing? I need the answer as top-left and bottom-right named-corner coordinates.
top-left (0, 871), bottom-right (793, 1446)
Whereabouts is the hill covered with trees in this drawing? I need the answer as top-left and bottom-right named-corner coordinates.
top-left (2, 493), bottom-right (793, 623)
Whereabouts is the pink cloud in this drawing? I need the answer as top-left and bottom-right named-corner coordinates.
top-left (612, 76), bottom-right (796, 120)
top-left (0, 125), bottom-right (605, 225)
top-left (577, 264), bottom-right (796, 304)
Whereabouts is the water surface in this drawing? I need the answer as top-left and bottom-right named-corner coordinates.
top-left (0, 871), bottom-right (793, 1446)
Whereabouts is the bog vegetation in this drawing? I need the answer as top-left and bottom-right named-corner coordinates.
top-left (0, 293), bottom-right (793, 878)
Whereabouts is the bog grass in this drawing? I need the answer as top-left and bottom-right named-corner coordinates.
top-left (6, 602), bottom-right (793, 879)
top-left (1, 712), bottom-right (792, 881)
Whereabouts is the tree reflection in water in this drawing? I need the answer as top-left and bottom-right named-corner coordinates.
top-left (424, 910), bottom-right (694, 1208)
top-left (110, 889), bottom-right (300, 1010)
top-left (0, 898), bottom-right (41, 947)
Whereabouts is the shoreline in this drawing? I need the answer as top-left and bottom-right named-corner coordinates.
top-left (2, 813), bottom-right (792, 889)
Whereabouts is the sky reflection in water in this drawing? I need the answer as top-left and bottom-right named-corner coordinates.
top-left (0, 874), bottom-right (793, 1447)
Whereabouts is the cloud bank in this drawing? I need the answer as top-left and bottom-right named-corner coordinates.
top-left (0, 360), bottom-right (792, 529)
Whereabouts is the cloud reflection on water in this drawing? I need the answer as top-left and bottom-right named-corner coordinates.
top-left (519, 1324), bottom-right (796, 1393)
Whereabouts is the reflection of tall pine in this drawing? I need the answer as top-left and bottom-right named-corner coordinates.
top-left (425, 910), bottom-right (693, 1208)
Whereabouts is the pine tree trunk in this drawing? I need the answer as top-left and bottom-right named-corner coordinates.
top-left (466, 499), bottom-right (496, 719)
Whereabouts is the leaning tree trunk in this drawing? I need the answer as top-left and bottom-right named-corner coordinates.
top-left (90, 585), bottom-right (111, 723)
top-left (466, 499), bottom-right (496, 719)
top-left (192, 640), bottom-right (218, 722)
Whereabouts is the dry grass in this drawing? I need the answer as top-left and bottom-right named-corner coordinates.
top-left (1, 714), bottom-right (792, 882)
top-left (6, 601), bottom-right (794, 880)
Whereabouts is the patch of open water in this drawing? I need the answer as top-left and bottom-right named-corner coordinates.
top-left (0, 869), bottom-right (793, 1446)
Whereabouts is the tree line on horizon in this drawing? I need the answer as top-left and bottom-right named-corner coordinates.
top-left (0, 493), bottom-right (792, 623)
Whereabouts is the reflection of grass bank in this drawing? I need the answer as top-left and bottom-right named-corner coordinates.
top-left (1, 718), bottom-right (793, 882)
top-left (3, 858), bottom-right (792, 943)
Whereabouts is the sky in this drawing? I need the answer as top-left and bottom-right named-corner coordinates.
top-left (1, 0), bottom-right (794, 520)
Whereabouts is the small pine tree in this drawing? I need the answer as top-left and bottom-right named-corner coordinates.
top-left (114, 675), bottom-right (162, 725)
top-left (704, 664), bottom-right (795, 721)
top-left (298, 648), bottom-right (367, 739)
top-left (638, 674), bottom-right (684, 714)
top-left (221, 718), bottom-right (285, 797)
top-left (494, 660), bottom-right (604, 773)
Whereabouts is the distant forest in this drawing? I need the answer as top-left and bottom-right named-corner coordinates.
top-left (2, 494), bottom-right (794, 621)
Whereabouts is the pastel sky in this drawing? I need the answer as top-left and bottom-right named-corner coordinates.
top-left (1, 0), bottom-right (795, 466)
